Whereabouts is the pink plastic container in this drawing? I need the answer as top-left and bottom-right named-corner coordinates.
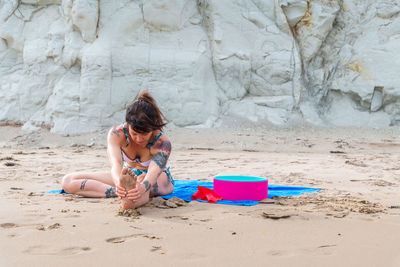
top-left (213, 176), bottom-right (268, 201)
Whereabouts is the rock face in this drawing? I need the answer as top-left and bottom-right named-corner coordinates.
top-left (0, 0), bottom-right (399, 134)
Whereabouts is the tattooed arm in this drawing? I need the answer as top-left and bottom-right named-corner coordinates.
top-left (135, 138), bottom-right (172, 197)
top-left (145, 138), bottom-right (171, 189)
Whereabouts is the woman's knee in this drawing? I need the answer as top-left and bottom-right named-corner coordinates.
top-left (159, 172), bottom-right (174, 195)
top-left (152, 180), bottom-right (173, 196)
top-left (164, 182), bottom-right (174, 195)
top-left (61, 173), bottom-right (80, 193)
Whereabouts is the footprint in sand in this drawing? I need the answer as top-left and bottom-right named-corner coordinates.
top-left (23, 245), bottom-right (91, 255)
top-left (0, 223), bottom-right (18, 229)
top-left (0, 156), bottom-right (15, 161)
top-left (106, 234), bottom-right (161, 244)
top-left (4, 162), bottom-right (18, 167)
top-left (36, 223), bottom-right (61, 231)
top-left (59, 247), bottom-right (91, 255)
top-left (106, 236), bottom-right (131, 244)
top-left (10, 187), bottom-right (23, 191)
top-left (48, 223), bottom-right (61, 230)
top-left (262, 212), bottom-right (293, 220)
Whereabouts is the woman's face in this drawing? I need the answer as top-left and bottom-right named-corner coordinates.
top-left (128, 126), bottom-right (153, 147)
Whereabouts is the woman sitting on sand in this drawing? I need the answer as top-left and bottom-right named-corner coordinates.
top-left (62, 91), bottom-right (174, 209)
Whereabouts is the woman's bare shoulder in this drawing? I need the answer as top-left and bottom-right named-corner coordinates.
top-left (107, 125), bottom-right (126, 144)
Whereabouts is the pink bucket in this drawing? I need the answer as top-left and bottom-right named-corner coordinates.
top-left (213, 176), bottom-right (268, 201)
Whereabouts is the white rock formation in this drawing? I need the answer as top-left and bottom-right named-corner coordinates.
top-left (0, 0), bottom-right (399, 134)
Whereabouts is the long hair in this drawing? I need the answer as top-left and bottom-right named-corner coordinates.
top-left (125, 90), bottom-right (167, 133)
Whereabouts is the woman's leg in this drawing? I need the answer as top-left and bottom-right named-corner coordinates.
top-left (131, 172), bottom-right (174, 208)
top-left (62, 169), bottom-right (174, 205)
top-left (150, 172), bottom-right (174, 197)
top-left (62, 172), bottom-right (117, 198)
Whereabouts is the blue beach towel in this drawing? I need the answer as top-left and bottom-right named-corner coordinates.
top-left (161, 179), bottom-right (320, 206)
top-left (45, 180), bottom-right (320, 206)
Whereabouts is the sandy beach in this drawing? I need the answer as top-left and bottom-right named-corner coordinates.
top-left (1, 125), bottom-right (400, 267)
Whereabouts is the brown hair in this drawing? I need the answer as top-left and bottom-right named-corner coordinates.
top-left (125, 90), bottom-right (167, 133)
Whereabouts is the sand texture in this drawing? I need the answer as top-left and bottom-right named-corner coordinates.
top-left (0, 126), bottom-right (400, 266)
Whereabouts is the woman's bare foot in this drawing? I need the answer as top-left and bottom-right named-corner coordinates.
top-left (119, 168), bottom-right (137, 210)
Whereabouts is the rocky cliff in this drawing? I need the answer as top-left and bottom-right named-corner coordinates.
top-left (0, 0), bottom-right (399, 134)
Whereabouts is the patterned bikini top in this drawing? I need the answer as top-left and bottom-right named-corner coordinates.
top-left (120, 123), bottom-right (163, 167)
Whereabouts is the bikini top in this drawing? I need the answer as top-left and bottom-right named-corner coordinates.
top-left (120, 123), bottom-right (164, 168)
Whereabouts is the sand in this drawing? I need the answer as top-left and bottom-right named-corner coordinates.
top-left (1, 125), bottom-right (400, 267)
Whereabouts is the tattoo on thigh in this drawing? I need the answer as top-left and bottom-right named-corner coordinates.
top-left (152, 182), bottom-right (159, 194)
top-left (80, 179), bottom-right (88, 190)
top-left (105, 186), bottom-right (117, 198)
top-left (152, 152), bottom-right (168, 169)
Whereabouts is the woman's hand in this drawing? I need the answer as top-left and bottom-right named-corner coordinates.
top-left (115, 183), bottom-right (127, 199)
top-left (125, 174), bottom-right (147, 201)
top-left (126, 182), bottom-right (147, 201)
